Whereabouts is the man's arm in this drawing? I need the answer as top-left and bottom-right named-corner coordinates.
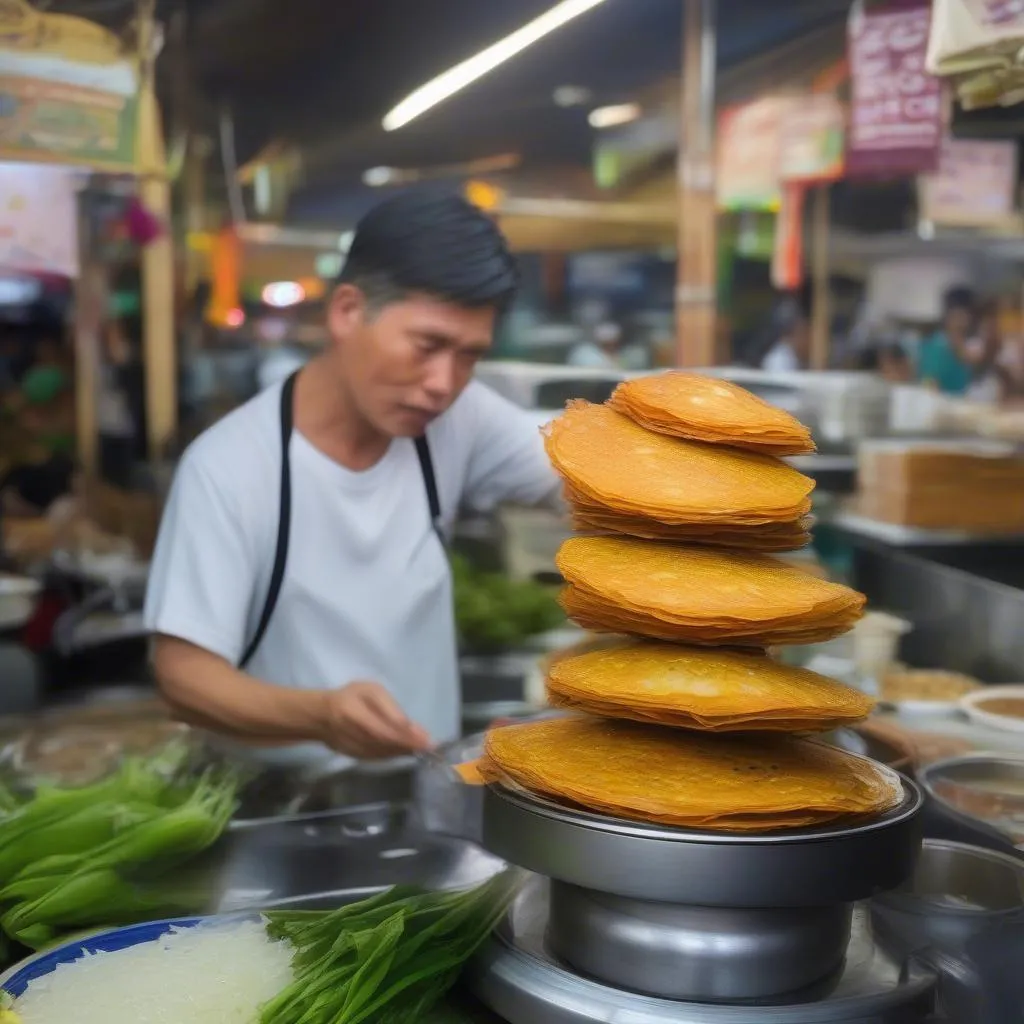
top-left (154, 636), bottom-right (430, 758)
top-left (153, 635), bottom-right (329, 744)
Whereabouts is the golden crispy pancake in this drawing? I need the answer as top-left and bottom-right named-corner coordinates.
top-left (610, 373), bottom-right (815, 455)
top-left (481, 716), bottom-right (902, 832)
top-left (546, 641), bottom-right (875, 732)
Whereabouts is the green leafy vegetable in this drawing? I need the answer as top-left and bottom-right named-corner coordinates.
top-left (260, 869), bottom-right (523, 1024)
top-left (452, 554), bottom-right (563, 652)
top-left (0, 746), bottom-right (237, 951)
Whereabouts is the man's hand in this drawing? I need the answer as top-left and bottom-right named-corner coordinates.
top-left (153, 638), bottom-right (433, 757)
top-left (323, 682), bottom-right (432, 759)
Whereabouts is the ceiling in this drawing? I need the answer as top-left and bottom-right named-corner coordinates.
top-left (47, 0), bottom-right (852, 224)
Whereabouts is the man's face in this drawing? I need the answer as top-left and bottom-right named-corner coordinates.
top-left (945, 306), bottom-right (973, 343)
top-left (327, 286), bottom-right (495, 437)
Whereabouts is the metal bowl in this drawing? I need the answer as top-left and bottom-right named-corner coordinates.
top-left (871, 839), bottom-right (1024, 955)
top-left (919, 753), bottom-right (1024, 849)
top-left (870, 839), bottom-right (1024, 1022)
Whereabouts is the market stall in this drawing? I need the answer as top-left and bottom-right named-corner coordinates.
top-left (0, 2), bottom-right (1023, 1021)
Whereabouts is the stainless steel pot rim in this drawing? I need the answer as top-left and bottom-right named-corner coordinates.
top-left (921, 751), bottom-right (1024, 776)
top-left (914, 836), bottom-right (1024, 867)
top-left (487, 774), bottom-right (923, 847)
top-left (919, 752), bottom-right (1024, 797)
top-left (874, 837), bottom-right (1024, 917)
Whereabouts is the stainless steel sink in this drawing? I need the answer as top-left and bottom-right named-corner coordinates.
top-left (205, 801), bottom-right (505, 914)
top-left (232, 766), bottom-right (416, 826)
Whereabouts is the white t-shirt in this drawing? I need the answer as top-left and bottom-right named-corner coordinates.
top-left (761, 341), bottom-right (800, 373)
top-left (144, 379), bottom-right (560, 766)
top-left (567, 342), bottom-right (618, 369)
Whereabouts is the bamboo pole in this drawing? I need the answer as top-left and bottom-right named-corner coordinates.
top-left (675, 0), bottom-right (718, 368)
top-left (137, 0), bottom-right (177, 459)
top-left (73, 194), bottom-right (102, 476)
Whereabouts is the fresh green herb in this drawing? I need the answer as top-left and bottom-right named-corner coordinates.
top-left (452, 554), bottom-right (563, 652)
top-left (260, 869), bottom-right (523, 1024)
top-left (0, 748), bottom-right (236, 951)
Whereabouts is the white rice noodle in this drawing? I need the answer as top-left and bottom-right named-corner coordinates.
top-left (14, 919), bottom-right (294, 1024)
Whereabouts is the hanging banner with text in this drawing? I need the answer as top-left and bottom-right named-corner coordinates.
top-left (717, 96), bottom-right (792, 211)
top-left (0, 163), bottom-right (80, 278)
top-left (919, 137), bottom-right (1019, 226)
top-left (0, 1), bottom-right (139, 171)
top-left (847, 2), bottom-right (943, 179)
top-left (778, 94), bottom-right (847, 184)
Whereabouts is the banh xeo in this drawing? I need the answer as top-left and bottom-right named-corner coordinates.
top-left (474, 372), bottom-right (888, 834)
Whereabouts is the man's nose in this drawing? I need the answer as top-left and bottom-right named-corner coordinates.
top-left (422, 353), bottom-right (457, 402)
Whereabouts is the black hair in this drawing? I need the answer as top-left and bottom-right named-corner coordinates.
top-left (942, 286), bottom-right (976, 315)
top-left (338, 190), bottom-right (518, 313)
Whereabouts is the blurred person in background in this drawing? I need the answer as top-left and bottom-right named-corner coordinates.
top-left (963, 300), bottom-right (1004, 402)
top-left (0, 364), bottom-right (76, 517)
top-left (97, 290), bottom-right (147, 488)
top-left (0, 327), bottom-right (25, 393)
top-left (760, 295), bottom-right (811, 372)
top-left (994, 321), bottom-right (1024, 403)
top-left (917, 286), bottom-right (986, 395)
top-left (145, 191), bottom-right (560, 768)
top-left (857, 342), bottom-right (913, 383)
top-left (568, 320), bottom-right (625, 369)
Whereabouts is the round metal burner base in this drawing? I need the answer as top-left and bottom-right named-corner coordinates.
top-left (548, 882), bottom-right (852, 1003)
top-left (467, 877), bottom-right (938, 1024)
top-left (481, 777), bottom-right (923, 906)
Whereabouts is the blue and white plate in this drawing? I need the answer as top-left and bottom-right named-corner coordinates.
top-left (0, 917), bottom-right (205, 998)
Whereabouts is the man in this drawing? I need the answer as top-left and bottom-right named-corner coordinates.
top-left (567, 322), bottom-right (623, 369)
top-left (760, 296), bottom-right (811, 373)
top-left (144, 192), bottom-right (560, 766)
top-left (916, 286), bottom-right (979, 395)
top-left (1, 365), bottom-right (76, 518)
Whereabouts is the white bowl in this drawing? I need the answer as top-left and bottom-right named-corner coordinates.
top-left (960, 686), bottom-right (1024, 735)
top-left (892, 698), bottom-right (965, 720)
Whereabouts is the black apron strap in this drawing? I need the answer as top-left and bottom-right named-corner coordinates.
top-left (414, 434), bottom-right (441, 529)
top-left (238, 375), bottom-right (445, 671)
top-left (239, 371), bottom-right (297, 669)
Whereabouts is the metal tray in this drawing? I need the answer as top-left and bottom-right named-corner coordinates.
top-left (467, 877), bottom-right (939, 1024)
top-left (481, 779), bottom-right (924, 907)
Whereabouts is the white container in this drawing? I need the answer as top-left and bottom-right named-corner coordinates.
top-left (960, 686), bottom-right (1024, 735)
top-left (852, 611), bottom-right (913, 687)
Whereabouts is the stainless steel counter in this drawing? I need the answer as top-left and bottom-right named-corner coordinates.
top-left (832, 515), bottom-right (1024, 682)
top-left (203, 800), bottom-right (505, 914)
top-left (832, 512), bottom-right (1024, 549)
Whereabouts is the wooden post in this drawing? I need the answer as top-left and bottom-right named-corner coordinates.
top-left (73, 192), bottom-right (102, 476)
top-left (676, 0), bottom-right (718, 368)
top-left (137, 0), bottom-right (177, 459)
top-left (810, 184), bottom-right (831, 370)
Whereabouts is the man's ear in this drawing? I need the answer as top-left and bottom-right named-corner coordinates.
top-left (327, 283), bottom-right (368, 342)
